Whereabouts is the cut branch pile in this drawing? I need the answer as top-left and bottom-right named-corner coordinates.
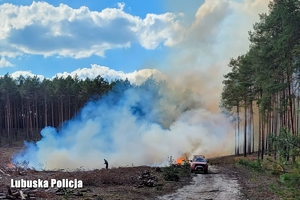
top-left (0, 169), bottom-right (11, 177)
top-left (52, 188), bottom-right (92, 197)
top-left (0, 186), bottom-right (92, 199)
top-left (0, 186), bottom-right (36, 199)
top-left (136, 170), bottom-right (157, 188)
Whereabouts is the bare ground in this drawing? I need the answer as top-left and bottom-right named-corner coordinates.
top-left (0, 146), bottom-right (192, 200)
top-left (209, 155), bottom-right (282, 200)
top-left (0, 147), bottom-right (283, 200)
top-left (156, 166), bottom-right (246, 200)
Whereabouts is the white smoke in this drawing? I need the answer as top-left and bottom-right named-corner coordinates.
top-left (12, 0), bottom-right (270, 170)
top-left (13, 77), bottom-right (232, 170)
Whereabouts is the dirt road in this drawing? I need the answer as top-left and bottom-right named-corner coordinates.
top-left (156, 166), bottom-right (246, 200)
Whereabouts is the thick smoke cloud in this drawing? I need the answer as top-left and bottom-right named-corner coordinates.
top-left (13, 78), bottom-right (231, 170)
top-left (12, 0), bottom-right (270, 170)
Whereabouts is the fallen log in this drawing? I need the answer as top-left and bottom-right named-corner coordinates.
top-left (19, 191), bottom-right (26, 200)
top-left (18, 171), bottom-right (27, 176)
top-left (7, 186), bottom-right (12, 195)
top-left (0, 169), bottom-right (10, 177)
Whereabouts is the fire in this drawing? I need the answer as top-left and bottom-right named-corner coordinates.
top-left (7, 162), bottom-right (15, 168)
top-left (176, 154), bottom-right (188, 165)
top-left (176, 157), bottom-right (185, 164)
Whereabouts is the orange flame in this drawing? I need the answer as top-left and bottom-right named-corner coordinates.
top-left (176, 154), bottom-right (188, 164)
top-left (176, 157), bottom-right (185, 164)
top-left (7, 162), bottom-right (15, 168)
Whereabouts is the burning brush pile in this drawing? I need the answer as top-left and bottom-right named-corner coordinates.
top-left (174, 154), bottom-right (190, 166)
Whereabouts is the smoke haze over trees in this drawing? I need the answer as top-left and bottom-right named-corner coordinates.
top-left (6, 72), bottom-right (232, 169)
top-left (0, 0), bottom-right (279, 170)
top-left (221, 0), bottom-right (300, 160)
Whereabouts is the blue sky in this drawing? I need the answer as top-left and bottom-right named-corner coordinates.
top-left (0, 0), bottom-right (269, 82)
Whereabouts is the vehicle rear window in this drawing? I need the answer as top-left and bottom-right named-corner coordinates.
top-left (195, 158), bottom-right (206, 162)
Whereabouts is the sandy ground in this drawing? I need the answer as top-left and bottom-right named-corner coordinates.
top-left (156, 166), bottom-right (246, 200)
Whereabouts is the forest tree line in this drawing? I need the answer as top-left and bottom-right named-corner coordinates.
top-left (221, 0), bottom-right (300, 161)
top-left (0, 73), bottom-right (132, 146)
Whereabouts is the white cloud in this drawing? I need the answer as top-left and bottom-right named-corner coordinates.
top-left (117, 2), bottom-right (125, 11)
top-left (0, 1), bottom-right (183, 58)
top-left (8, 64), bottom-right (165, 85)
top-left (10, 70), bottom-right (45, 80)
top-left (55, 64), bottom-right (166, 84)
top-left (138, 13), bottom-right (184, 49)
top-left (0, 57), bottom-right (14, 67)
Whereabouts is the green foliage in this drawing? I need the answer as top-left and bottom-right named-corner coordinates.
top-left (163, 165), bottom-right (180, 181)
top-left (238, 159), bottom-right (264, 171)
top-left (58, 188), bottom-right (73, 200)
top-left (180, 159), bottom-right (192, 177)
top-left (155, 185), bottom-right (163, 190)
top-left (270, 182), bottom-right (300, 200)
top-left (279, 172), bottom-right (300, 187)
top-left (294, 159), bottom-right (300, 171)
top-left (268, 128), bottom-right (300, 163)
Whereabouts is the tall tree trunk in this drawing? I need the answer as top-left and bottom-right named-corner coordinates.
top-left (248, 104), bottom-right (252, 154)
top-left (287, 74), bottom-right (294, 135)
top-left (60, 98), bottom-right (64, 126)
top-left (35, 93), bottom-right (38, 140)
top-left (68, 95), bottom-right (71, 120)
top-left (51, 100), bottom-right (54, 127)
top-left (14, 103), bottom-right (17, 141)
top-left (261, 116), bottom-right (265, 160)
top-left (258, 111), bottom-right (262, 159)
top-left (21, 101), bottom-right (25, 133)
top-left (244, 99), bottom-right (247, 157)
top-left (237, 105), bottom-right (240, 155)
top-left (235, 118), bottom-right (237, 155)
top-left (44, 93), bottom-right (47, 127)
top-left (274, 94), bottom-right (278, 160)
top-left (29, 108), bottom-right (33, 140)
top-left (0, 105), bottom-right (2, 145)
top-left (265, 111), bottom-right (271, 155)
top-left (251, 103), bottom-right (254, 153)
top-left (297, 95), bottom-right (299, 135)
top-left (6, 94), bottom-right (11, 146)
top-left (0, 106), bottom-right (2, 146)
top-left (25, 106), bottom-right (28, 139)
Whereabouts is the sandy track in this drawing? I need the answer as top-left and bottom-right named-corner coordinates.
top-left (156, 166), bottom-right (246, 200)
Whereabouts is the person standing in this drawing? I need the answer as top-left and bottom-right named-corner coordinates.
top-left (104, 159), bottom-right (108, 169)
